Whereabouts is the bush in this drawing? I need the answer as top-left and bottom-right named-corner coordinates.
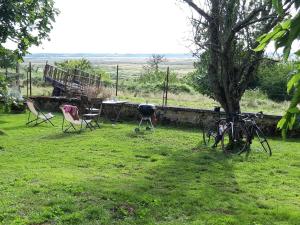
top-left (185, 70), bottom-right (211, 96)
top-left (93, 67), bottom-right (112, 86)
top-left (55, 58), bottom-right (92, 71)
top-left (123, 80), bottom-right (193, 94)
top-left (31, 76), bottom-right (45, 86)
top-left (139, 70), bottom-right (178, 84)
top-left (184, 51), bottom-right (213, 97)
top-left (256, 61), bottom-right (296, 102)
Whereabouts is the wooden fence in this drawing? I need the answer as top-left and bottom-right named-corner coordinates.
top-left (43, 64), bottom-right (102, 95)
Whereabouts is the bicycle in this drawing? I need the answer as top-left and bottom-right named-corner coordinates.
top-left (241, 112), bottom-right (272, 156)
top-left (220, 114), bottom-right (249, 154)
top-left (202, 106), bottom-right (225, 147)
top-left (202, 108), bottom-right (249, 154)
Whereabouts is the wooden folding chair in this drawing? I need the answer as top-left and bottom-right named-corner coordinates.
top-left (26, 99), bottom-right (55, 126)
top-left (60, 105), bottom-right (93, 133)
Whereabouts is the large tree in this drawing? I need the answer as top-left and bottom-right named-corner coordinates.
top-left (182, 0), bottom-right (292, 115)
top-left (0, 0), bottom-right (59, 59)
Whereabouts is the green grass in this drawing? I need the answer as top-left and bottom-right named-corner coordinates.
top-left (117, 89), bottom-right (289, 115)
top-left (0, 113), bottom-right (300, 224)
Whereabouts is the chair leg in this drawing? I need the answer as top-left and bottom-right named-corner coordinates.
top-left (35, 119), bottom-right (48, 126)
top-left (94, 120), bottom-right (101, 128)
top-left (70, 124), bottom-right (76, 131)
top-left (62, 117), bottom-right (65, 132)
top-left (149, 118), bottom-right (154, 129)
top-left (139, 118), bottom-right (143, 128)
top-left (63, 123), bottom-right (76, 133)
top-left (26, 111), bottom-right (31, 125)
top-left (47, 118), bottom-right (55, 126)
top-left (26, 117), bottom-right (38, 126)
top-left (86, 122), bottom-right (93, 131)
top-left (26, 112), bottom-right (39, 126)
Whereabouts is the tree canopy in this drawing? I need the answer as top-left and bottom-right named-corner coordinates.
top-left (0, 0), bottom-right (59, 59)
top-left (182, 0), bottom-right (292, 115)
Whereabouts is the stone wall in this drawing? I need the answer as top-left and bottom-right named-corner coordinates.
top-left (30, 96), bottom-right (299, 137)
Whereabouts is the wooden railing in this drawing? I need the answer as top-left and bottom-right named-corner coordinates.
top-left (43, 64), bottom-right (102, 92)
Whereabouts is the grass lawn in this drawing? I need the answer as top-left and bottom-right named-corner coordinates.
top-left (0, 113), bottom-right (300, 225)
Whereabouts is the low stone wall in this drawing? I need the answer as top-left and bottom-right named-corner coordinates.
top-left (30, 96), bottom-right (298, 137)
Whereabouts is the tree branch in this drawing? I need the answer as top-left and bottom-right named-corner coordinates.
top-left (237, 15), bottom-right (277, 30)
top-left (182, 0), bottom-right (212, 22)
top-left (232, 5), bottom-right (266, 33)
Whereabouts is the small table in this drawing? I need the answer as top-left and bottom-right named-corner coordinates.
top-left (102, 100), bottom-right (127, 123)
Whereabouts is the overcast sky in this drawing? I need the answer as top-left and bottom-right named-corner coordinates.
top-left (29, 0), bottom-right (192, 54)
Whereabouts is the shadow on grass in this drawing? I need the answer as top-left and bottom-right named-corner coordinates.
top-left (126, 130), bottom-right (154, 139)
top-left (79, 148), bottom-right (241, 223)
top-left (42, 131), bottom-right (85, 140)
top-left (1, 124), bottom-right (28, 131)
top-left (0, 119), bottom-right (8, 125)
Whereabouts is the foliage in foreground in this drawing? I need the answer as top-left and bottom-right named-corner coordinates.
top-left (255, 0), bottom-right (300, 137)
top-left (0, 0), bottom-right (59, 58)
top-left (0, 114), bottom-right (300, 224)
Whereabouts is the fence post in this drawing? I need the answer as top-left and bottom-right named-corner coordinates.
top-left (116, 65), bottom-right (119, 96)
top-left (29, 62), bottom-right (32, 97)
top-left (162, 67), bottom-right (169, 106)
top-left (165, 67), bottom-right (169, 106)
top-left (26, 69), bottom-right (29, 98)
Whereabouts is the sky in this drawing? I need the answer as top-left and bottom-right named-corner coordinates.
top-left (29, 0), bottom-right (193, 54)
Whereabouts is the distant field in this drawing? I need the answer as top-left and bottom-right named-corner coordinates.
top-left (23, 54), bottom-right (196, 79)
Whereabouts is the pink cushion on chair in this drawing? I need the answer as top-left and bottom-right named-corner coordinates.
top-left (63, 105), bottom-right (79, 120)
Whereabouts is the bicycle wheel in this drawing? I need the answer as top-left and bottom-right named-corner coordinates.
top-left (202, 124), bottom-right (218, 147)
top-left (254, 127), bottom-right (272, 156)
top-left (221, 123), bottom-right (249, 154)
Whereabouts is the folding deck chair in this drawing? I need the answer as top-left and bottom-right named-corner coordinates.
top-left (26, 99), bottom-right (55, 126)
top-left (60, 105), bottom-right (93, 133)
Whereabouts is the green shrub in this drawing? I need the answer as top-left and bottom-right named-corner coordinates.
top-left (139, 70), bottom-right (178, 84)
top-left (93, 67), bottom-right (112, 86)
top-left (168, 83), bottom-right (193, 94)
top-left (55, 58), bottom-right (92, 71)
top-left (185, 70), bottom-right (211, 96)
top-left (0, 74), bottom-right (7, 96)
top-left (122, 80), bottom-right (193, 94)
top-left (257, 61), bottom-right (296, 102)
top-left (184, 51), bottom-right (213, 97)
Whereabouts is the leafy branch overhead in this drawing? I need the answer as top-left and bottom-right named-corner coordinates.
top-left (255, 0), bottom-right (300, 137)
top-left (0, 0), bottom-right (59, 59)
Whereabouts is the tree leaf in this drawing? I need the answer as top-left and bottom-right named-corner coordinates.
top-left (277, 116), bottom-right (287, 129)
top-left (288, 107), bottom-right (300, 114)
top-left (272, 0), bottom-right (284, 15)
top-left (253, 42), bottom-right (268, 52)
top-left (287, 73), bottom-right (300, 93)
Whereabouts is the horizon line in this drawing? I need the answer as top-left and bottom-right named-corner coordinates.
top-left (25, 52), bottom-right (194, 55)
